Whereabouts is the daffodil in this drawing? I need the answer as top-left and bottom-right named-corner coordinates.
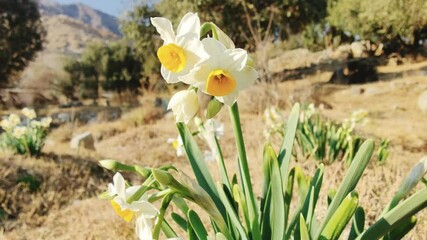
top-left (22, 107), bottom-right (36, 120)
top-left (12, 126), bottom-right (27, 139)
top-left (30, 120), bottom-right (41, 128)
top-left (167, 135), bottom-right (185, 157)
top-left (40, 117), bottom-right (52, 128)
top-left (167, 89), bottom-right (199, 124)
top-left (151, 12), bottom-right (207, 83)
top-left (8, 114), bottom-right (21, 127)
top-left (0, 119), bottom-right (13, 131)
top-left (182, 38), bottom-right (258, 106)
top-left (107, 173), bottom-right (158, 223)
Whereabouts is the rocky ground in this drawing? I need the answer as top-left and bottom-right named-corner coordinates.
top-left (1, 61), bottom-right (427, 239)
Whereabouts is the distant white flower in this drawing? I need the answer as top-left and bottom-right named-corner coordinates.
top-left (12, 126), bottom-right (27, 139)
top-left (108, 173), bottom-right (158, 223)
top-left (0, 119), bottom-right (13, 131)
top-left (182, 38), bottom-right (258, 106)
top-left (40, 117), bottom-right (52, 128)
top-left (151, 12), bottom-right (207, 83)
top-left (30, 120), bottom-right (41, 128)
top-left (167, 135), bottom-right (185, 157)
top-left (22, 108), bottom-right (36, 120)
top-left (205, 119), bottom-right (224, 138)
top-left (196, 118), bottom-right (224, 162)
top-left (8, 114), bottom-right (21, 126)
top-left (168, 89), bottom-right (199, 124)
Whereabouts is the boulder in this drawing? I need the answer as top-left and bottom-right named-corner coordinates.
top-left (70, 131), bottom-right (95, 151)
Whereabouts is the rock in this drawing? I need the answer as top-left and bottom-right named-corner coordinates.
top-left (332, 44), bottom-right (351, 60)
top-left (350, 42), bottom-right (368, 58)
top-left (70, 131), bottom-right (96, 151)
top-left (418, 90), bottom-right (427, 113)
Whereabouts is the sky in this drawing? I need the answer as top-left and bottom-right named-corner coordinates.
top-left (55, 0), bottom-right (142, 17)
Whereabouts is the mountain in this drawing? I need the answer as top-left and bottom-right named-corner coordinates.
top-left (14, 0), bottom-right (122, 103)
top-left (38, 0), bottom-right (121, 36)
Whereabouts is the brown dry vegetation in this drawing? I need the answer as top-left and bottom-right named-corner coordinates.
top-left (2, 62), bottom-right (427, 239)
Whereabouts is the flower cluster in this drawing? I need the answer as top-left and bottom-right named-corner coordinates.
top-left (151, 12), bottom-right (258, 123)
top-left (0, 108), bottom-right (52, 156)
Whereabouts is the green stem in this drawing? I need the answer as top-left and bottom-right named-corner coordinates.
top-left (229, 102), bottom-right (261, 239)
top-left (213, 134), bottom-right (231, 191)
top-left (152, 194), bottom-right (174, 239)
top-left (127, 176), bottom-right (156, 203)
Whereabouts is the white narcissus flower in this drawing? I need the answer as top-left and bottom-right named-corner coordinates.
top-left (12, 126), bottom-right (27, 139)
top-left (168, 89), bottom-right (199, 124)
top-left (107, 173), bottom-right (158, 223)
top-left (8, 114), bottom-right (21, 126)
top-left (40, 117), bottom-right (52, 128)
top-left (0, 119), bottom-right (12, 131)
top-left (182, 38), bottom-right (258, 106)
top-left (167, 135), bottom-right (185, 157)
top-left (151, 12), bottom-right (207, 83)
top-left (30, 120), bottom-right (41, 128)
top-left (22, 107), bottom-right (36, 120)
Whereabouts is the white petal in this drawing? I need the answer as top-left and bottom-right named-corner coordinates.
top-left (125, 186), bottom-right (141, 200)
top-left (132, 201), bottom-right (159, 218)
top-left (176, 12), bottom-right (200, 39)
top-left (136, 216), bottom-right (154, 240)
top-left (151, 17), bottom-right (175, 44)
top-left (181, 59), bottom-right (214, 88)
top-left (113, 172), bottom-right (126, 199)
top-left (211, 23), bottom-right (235, 49)
top-left (201, 38), bottom-right (227, 60)
top-left (216, 91), bottom-right (239, 106)
top-left (106, 183), bottom-right (116, 196)
top-left (225, 48), bottom-right (248, 71)
top-left (161, 66), bottom-right (179, 83)
top-left (232, 66), bottom-right (259, 91)
top-left (168, 90), bottom-right (199, 124)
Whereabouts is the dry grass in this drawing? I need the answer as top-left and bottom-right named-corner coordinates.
top-left (2, 63), bottom-right (427, 239)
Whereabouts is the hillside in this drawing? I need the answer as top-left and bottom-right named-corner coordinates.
top-left (38, 0), bottom-right (121, 36)
top-left (14, 1), bottom-right (121, 105)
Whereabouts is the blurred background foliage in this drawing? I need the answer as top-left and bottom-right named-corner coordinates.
top-left (0, 0), bottom-right (426, 104)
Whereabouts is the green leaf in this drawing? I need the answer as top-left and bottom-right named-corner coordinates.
top-left (171, 212), bottom-right (188, 231)
top-left (386, 216), bottom-right (417, 240)
top-left (284, 167), bottom-right (295, 228)
top-left (357, 188), bottom-right (427, 240)
top-left (299, 214), bottom-right (311, 240)
top-left (279, 103), bottom-right (300, 185)
top-left (216, 183), bottom-right (247, 238)
top-left (206, 98), bottom-right (222, 119)
top-left (265, 144), bottom-right (285, 240)
top-left (177, 123), bottom-right (225, 217)
top-left (320, 191), bottom-right (358, 240)
top-left (315, 139), bottom-right (374, 239)
top-left (188, 210), bottom-right (208, 240)
top-left (295, 165), bottom-right (324, 238)
top-left (229, 103), bottom-right (261, 240)
top-left (348, 207), bottom-right (365, 240)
